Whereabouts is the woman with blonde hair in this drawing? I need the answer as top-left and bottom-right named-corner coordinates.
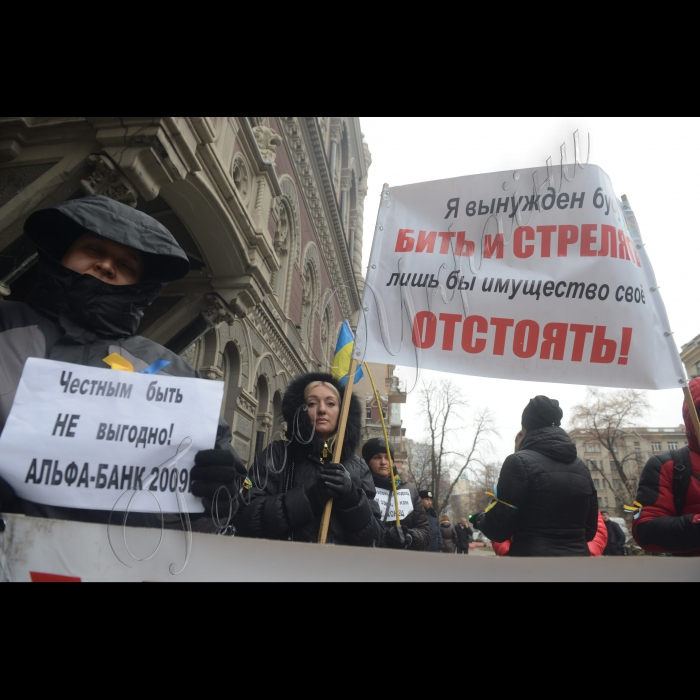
top-left (234, 373), bottom-right (383, 546)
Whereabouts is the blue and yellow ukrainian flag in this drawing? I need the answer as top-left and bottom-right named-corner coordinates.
top-left (332, 321), bottom-right (364, 387)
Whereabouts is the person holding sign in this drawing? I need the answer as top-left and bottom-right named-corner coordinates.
top-left (0, 196), bottom-right (246, 527)
top-left (234, 374), bottom-right (383, 547)
top-left (363, 438), bottom-right (431, 551)
top-left (632, 379), bottom-right (700, 556)
top-left (472, 397), bottom-right (599, 557)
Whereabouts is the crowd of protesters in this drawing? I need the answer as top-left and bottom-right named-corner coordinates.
top-left (1, 197), bottom-right (699, 558)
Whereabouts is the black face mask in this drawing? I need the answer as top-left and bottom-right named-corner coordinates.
top-left (30, 253), bottom-right (164, 344)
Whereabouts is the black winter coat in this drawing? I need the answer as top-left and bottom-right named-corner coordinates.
top-left (604, 521), bottom-right (626, 556)
top-left (426, 509), bottom-right (444, 553)
top-left (440, 522), bottom-right (458, 554)
top-left (234, 373), bottom-right (383, 547)
top-left (372, 475), bottom-right (431, 552)
top-left (454, 523), bottom-right (473, 551)
top-left (0, 196), bottom-right (236, 529)
top-left (478, 427), bottom-right (599, 557)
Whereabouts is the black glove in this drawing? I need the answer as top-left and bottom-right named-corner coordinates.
top-left (470, 512), bottom-right (485, 529)
top-left (386, 525), bottom-right (413, 550)
top-left (0, 477), bottom-right (17, 513)
top-left (191, 450), bottom-right (247, 521)
top-left (320, 463), bottom-right (360, 507)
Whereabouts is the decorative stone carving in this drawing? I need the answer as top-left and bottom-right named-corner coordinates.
top-left (202, 294), bottom-right (235, 328)
top-left (200, 366), bottom-right (224, 381)
top-left (232, 154), bottom-right (250, 201)
top-left (80, 155), bottom-right (139, 207)
top-left (260, 414), bottom-right (274, 431)
top-left (237, 392), bottom-right (257, 417)
top-left (179, 341), bottom-right (199, 367)
top-left (275, 201), bottom-right (290, 253)
top-left (252, 125), bottom-right (282, 165)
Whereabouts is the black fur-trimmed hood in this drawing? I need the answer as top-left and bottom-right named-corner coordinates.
top-left (282, 373), bottom-right (362, 462)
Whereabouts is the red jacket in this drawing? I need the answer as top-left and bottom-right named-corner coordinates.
top-left (633, 379), bottom-right (700, 556)
top-left (493, 512), bottom-right (608, 557)
top-left (588, 513), bottom-right (609, 557)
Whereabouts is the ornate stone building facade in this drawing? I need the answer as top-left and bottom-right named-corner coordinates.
top-left (0, 117), bottom-right (371, 464)
top-left (681, 333), bottom-right (700, 381)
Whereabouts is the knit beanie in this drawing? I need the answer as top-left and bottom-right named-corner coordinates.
top-left (522, 396), bottom-right (564, 431)
top-left (362, 438), bottom-right (396, 465)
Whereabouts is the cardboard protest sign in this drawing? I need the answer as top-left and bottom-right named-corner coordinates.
top-left (375, 487), bottom-right (414, 523)
top-left (0, 359), bottom-right (225, 514)
top-left (356, 165), bottom-right (684, 390)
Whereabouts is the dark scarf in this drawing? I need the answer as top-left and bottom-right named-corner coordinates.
top-left (30, 253), bottom-right (164, 344)
top-left (371, 472), bottom-right (397, 491)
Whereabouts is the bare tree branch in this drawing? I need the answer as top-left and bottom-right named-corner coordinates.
top-left (411, 380), bottom-right (498, 516)
top-left (571, 387), bottom-right (650, 512)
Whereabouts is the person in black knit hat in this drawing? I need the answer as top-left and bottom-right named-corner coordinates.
top-left (363, 438), bottom-right (431, 551)
top-left (471, 395), bottom-right (599, 557)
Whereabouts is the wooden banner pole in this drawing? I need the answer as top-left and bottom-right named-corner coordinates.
top-left (364, 363), bottom-right (402, 529)
top-left (318, 358), bottom-right (360, 545)
top-left (623, 195), bottom-right (699, 443)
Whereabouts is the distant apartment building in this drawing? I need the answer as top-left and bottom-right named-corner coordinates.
top-left (355, 363), bottom-right (408, 466)
top-left (570, 426), bottom-right (688, 516)
top-left (681, 333), bottom-right (700, 381)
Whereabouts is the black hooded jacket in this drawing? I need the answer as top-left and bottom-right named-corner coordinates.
top-left (234, 373), bottom-right (383, 547)
top-left (478, 427), bottom-right (599, 557)
top-left (0, 196), bottom-right (236, 526)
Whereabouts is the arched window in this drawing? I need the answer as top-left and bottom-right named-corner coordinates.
top-left (321, 303), bottom-right (335, 371)
top-left (254, 375), bottom-right (271, 458)
top-left (273, 200), bottom-right (291, 299)
top-left (273, 177), bottom-right (301, 316)
top-left (222, 343), bottom-right (242, 432)
top-left (272, 391), bottom-right (284, 441)
top-left (301, 261), bottom-right (319, 351)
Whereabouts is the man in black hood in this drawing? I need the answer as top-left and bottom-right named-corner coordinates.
top-left (472, 396), bottom-right (599, 557)
top-left (0, 196), bottom-right (246, 527)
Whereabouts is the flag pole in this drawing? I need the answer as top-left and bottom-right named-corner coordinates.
top-left (318, 359), bottom-right (359, 545)
top-left (622, 195), bottom-right (700, 440)
top-left (318, 184), bottom-right (390, 545)
top-left (364, 363), bottom-right (402, 529)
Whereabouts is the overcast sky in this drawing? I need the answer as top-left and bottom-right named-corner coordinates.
top-left (358, 117), bottom-right (699, 465)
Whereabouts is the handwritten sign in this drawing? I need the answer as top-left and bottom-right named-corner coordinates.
top-left (0, 359), bottom-right (225, 514)
top-left (375, 488), bottom-right (414, 522)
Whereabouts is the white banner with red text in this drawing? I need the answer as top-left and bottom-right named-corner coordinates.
top-left (356, 165), bottom-right (684, 390)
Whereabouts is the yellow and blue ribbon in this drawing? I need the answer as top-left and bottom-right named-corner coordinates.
top-left (103, 354), bottom-right (171, 375)
top-left (624, 501), bottom-right (643, 521)
top-left (484, 486), bottom-right (519, 514)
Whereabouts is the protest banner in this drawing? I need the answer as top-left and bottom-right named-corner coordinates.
top-left (1, 514), bottom-right (698, 582)
top-left (355, 165), bottom-right (685, 391)
top-left (0, 359), bottom-right (224, 514)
